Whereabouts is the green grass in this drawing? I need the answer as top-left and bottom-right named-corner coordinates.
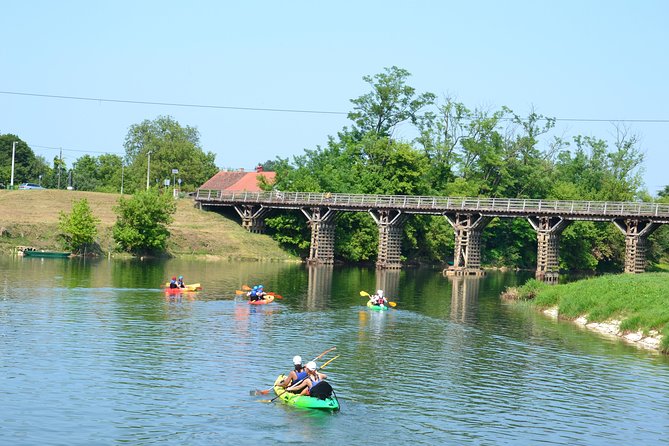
top-left (513, 274), bottom-right (669, 353)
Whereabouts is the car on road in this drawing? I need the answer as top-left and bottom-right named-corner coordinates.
top-left (18, 183), bottom-right (45, 190)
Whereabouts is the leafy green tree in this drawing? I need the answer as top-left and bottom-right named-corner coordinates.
top-left (58, 198), bottom-right (101, 254)
top-left (0, 134), bottom-right (51, 187)
top-left (112, 189), bottom-right (177, 255)
top-left (348, 66), bottom-right (435, 139)
top-left (71, 154), bottom-right (124, 192)
top-left (123, 116), bottom-right (218, 193)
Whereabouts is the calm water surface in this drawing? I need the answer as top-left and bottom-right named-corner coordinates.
top-left (1, 257), bottom-right (668, 445)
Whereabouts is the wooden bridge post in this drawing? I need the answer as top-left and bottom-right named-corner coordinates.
top-left (233, 205), bottom-right (270, 233)
top-left (443, 213), bottom-right (491, 276)
top-left (301, 207), bottom-right (337, 265)
top-left (613, 218), bottom-right (660, 273)
top-left (527, 216), bottom-right (569, 284)
top-left (369, 209), bottom-right (406, 270)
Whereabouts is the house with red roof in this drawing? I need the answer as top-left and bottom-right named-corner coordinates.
top-left (198, 166), bottom-right (275, 192)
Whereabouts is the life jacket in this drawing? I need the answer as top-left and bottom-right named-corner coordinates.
top-left (294, 370), bottom-right (307, 382)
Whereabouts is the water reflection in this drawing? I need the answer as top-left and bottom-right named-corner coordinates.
top-left (375, 269), bottom-right (401, 300)
top-left (449, 276), bottom-right (480, 323)
top-left (306, 265), bottom-right (333, 309)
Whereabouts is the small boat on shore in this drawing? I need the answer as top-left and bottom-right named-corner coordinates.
top-left (22, 249), bottom-right (71, 258)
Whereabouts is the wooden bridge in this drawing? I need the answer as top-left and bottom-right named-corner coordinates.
top-left (195, 190), bottom-right (669, 283)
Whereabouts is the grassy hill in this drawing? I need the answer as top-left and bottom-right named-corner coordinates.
top-left (0, 189), bottom-right (299, 261)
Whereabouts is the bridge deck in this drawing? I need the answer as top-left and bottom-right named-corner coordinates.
top-left (195, 190), bottom-right (669, 221)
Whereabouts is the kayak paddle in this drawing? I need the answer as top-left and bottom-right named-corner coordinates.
top-left (359, 290), bottom-right (396, 307)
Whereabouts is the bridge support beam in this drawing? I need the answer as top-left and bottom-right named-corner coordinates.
top-left (528, 216), bottom-right (569, 284)
top-left (370, 209), bottom-right (406, 270)
top-left (302, 207), bottom-right (337, 265)
top-left (613, 218), bottom-right (660, 274)
top-left (233, 205), bottom-right (270, 233)
top-left (444, 213), bottom-right (491, 276)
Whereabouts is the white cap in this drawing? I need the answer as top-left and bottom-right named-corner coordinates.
top-left (292, 355), bottom-right (302, 365)
top-left (377, 290), bottom-right (383, 296)
top-left (305, 361), bottom-right (317, 370)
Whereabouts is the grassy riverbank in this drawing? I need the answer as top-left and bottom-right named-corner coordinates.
top-left (505, 273), bottom-right (669, 352)
top-left (0, 189), bottom-right (298, 261)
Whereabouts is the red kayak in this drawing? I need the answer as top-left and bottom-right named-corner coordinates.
top-left (248, 295), bottom-right (275, 305)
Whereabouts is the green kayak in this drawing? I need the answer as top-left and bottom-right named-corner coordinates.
top-left (273, 375), bottom-right (339, 411)
top-left (367, 301), bottom-right (389, 311)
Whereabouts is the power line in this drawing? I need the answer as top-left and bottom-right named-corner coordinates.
top-left (31, 144), bottom-right (123, 155)
top-left (0, 91), bottom-right (669, 124)
top-left (0, 90), bottom-right (347, 115)
top-left (2, 90), bottom-right (669, 123)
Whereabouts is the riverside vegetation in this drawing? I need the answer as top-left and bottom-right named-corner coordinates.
top-left (502, 273), bottom-right (669, 353)
top-left (0, 189), bottom-right (297, 261)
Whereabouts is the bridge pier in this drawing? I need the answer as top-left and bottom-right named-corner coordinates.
top-left (302, 207), bottom-right (337, 265)
top-left (613, 218), bottom-right (660, 273)
top-left (369, 209), bottom-right (406, 269)
top-left (233, 205), bottom-right (270, 233)
top-left (444, 213), bottom-right (491, 276)
top-left (528, 216), bottom-right (569, 284)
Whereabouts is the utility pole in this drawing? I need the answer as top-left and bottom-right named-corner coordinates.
top-left (57, 148), bottom-right (62, 189)
top-left (146, 151), bottom-right (152, 190)
top-left (10, 141), bottom-right (16, 189)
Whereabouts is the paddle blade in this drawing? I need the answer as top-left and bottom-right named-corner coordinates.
top-left (250, 388), bottom-right (271, 396)
top-left (235, 290), bottom-right (246, 295)
top-left (267, 292), bottom-right (283, 299)
top-left (389, 301), bottom-right (397, 307)
top-left (242, 285), bottom-right (252, 291)
top-left (359, 291), bottom-right (370, 297)
top-left (314, 347), bottom-right (336, 360)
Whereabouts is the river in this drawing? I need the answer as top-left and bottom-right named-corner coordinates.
top-left (1, 256), bottom-right (668, 445)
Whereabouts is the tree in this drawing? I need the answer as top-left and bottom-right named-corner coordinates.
top-left (112, 189), bottom-right (177, 255)
top-left (0, 134), bottom-right (51, 187)
top-left (71, 154), bottom-right (124, 192)
top-left (122, 116), bottom-right (218, 193)
top-left (348, 66), bottom-right (435, 139)
top-left (58, 198), bottom-right (101, 254)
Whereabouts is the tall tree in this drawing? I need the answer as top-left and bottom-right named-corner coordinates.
top-left (0, 134), bottom-right (50, 187)
top-left (348, 66), bottom-right (435, 139)
top-left (123, 116), bottom-right (218, 193)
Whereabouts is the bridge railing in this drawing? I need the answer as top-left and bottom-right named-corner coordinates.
top-left (195, 190), bottom-right (669, 218)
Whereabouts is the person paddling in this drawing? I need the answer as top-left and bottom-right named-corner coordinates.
top-left (169, 276), bottom-right (178, 289)
top-left (177, 275), bottom-right (186, 288)
top-left (287, 361), bottom-right (327, 396)
top-left (370, 289), bottom-right (388, 307)
top-left (280, 355), bottom-right (308, 389)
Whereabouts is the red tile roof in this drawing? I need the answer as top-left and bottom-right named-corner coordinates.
top-left (199, 170), bottom-right (276, 192)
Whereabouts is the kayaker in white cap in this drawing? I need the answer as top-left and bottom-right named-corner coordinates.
top-left (279, 355), bottom-right (307, 389)
top-left (287, 361), bottom-right (328, 395)
top-left (371, 289), bottom-right (388, 307)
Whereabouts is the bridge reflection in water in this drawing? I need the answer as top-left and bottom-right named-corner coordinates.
top-left (196, 190), bottom-right (669, 283)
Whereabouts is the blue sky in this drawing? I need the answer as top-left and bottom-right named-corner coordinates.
top-left (2, 1), bottom-right (668, 194)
